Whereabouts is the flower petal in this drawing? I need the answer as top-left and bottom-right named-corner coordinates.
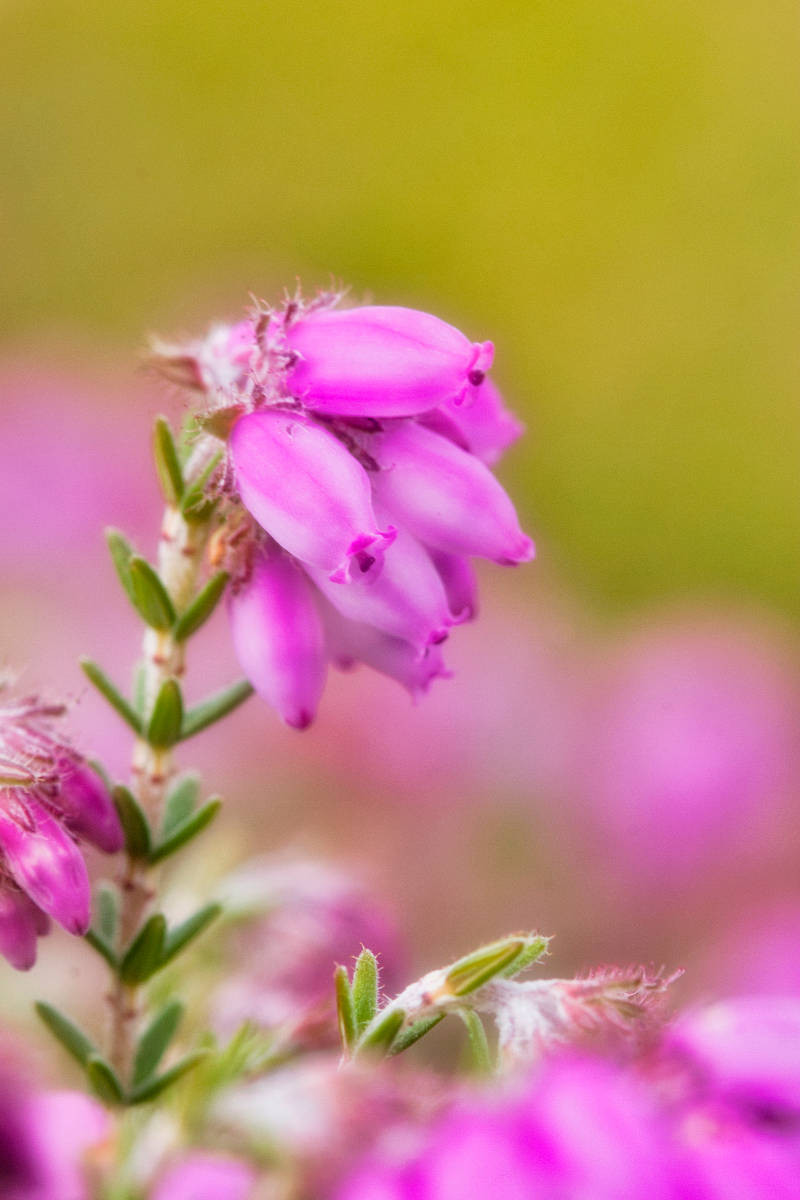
top-left (0, 794), bottom-right (90, 934)
top-left (55, 756), bottom-right (124, 854)
top-left (429, 550), bottom-right (479, 623)
top-left (307, 522), bottom-right (453, 650)
top-left (230, 411), bottom-right (394, 581)
top-left (229, 548), bottom-right (327, 729)
top-left (321, 601), bottom-right (451, 699)
top-left (284, 306), bottom-right (494, 417)
top-left (425, 377), bottom-right (525, 465)
top-left (0, 888), bottom-right (48, 970)
top-left (370, 421), bottom-right (534, 565)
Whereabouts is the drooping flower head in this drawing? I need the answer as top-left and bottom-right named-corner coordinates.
top-left (153, 289), bottom-right (534, 728)
top-left (0, 677), bottom-right (122, 968)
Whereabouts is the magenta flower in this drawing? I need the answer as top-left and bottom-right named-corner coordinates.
top-left (151, 1153), bottom-right (257, 1200)
top-left (280, 304), bottom-right (495, 416)
top-left (230, 410), bottom-right (396, 583)
top-left (0, 1039), bottom-right (111, 1200)
top-left (156, 290), bottom-right (532, 728)
top-left (667, 997), bottom-right (800, 1118)
top-left (0, 685), bottom-right (122, 968)
top-left (228, 546), bottom-right (327, 730)
top-left (336, 1056), bottom-right (679, 1200)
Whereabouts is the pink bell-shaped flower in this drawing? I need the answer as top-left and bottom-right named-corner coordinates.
top-left (370, 421), bottom-right (534, 566)
top-left (282, 305), bottom-right (494, 417)
top-left (230, 410), bottom-right (395, 582)
top-left (228, 547), bottom-right (328, 730)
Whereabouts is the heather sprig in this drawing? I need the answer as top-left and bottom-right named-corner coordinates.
top-left (37, 415), bottom-right (252, 1107)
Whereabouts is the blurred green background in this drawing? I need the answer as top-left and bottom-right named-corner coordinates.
top-left (4, 0), bottom-right (799, 619)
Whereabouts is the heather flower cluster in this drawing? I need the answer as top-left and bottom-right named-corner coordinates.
top-left (0, 680), bottom-right (121, 969)
top-left (336, 997), bottom-right (800, 1199)
top-left (155, 293), bottom-right (533, 727)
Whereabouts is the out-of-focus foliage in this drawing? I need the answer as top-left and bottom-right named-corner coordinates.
top-left (2, 0), bottom-right (800, 615)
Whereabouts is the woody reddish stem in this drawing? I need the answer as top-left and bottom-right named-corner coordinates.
top-left (107, 504), bottom-right (211, 1083)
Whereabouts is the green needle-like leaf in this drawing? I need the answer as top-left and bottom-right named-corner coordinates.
top-left (153, 416), bottom-right (184, 506)
top-left (128, 557), bottom-right (176, 630)
top-left (148, 798), bottom-right (220, 864)
top-left (132, 999), bottom-right (185, 1087)
top-left (128, 1050), bottom-right (207, 1105)
top-left (335, 964), bottom-right (357, 1052)
top-left (180, 680), bottom-right (254, 740)
top-left (173, 571), bottom-right (229, 641)
top-left (356, 1007), bottom-right (406, 1057)
top-left (500, 935), bottom-right (551, 978)
top-left (445, 936), bottom-right (531, 998)
top-left (146, 678), bottom-right (184, 748)
top-left (96, 883), bottom-right (119, 944)
top-left (111, 785), bottom-right (152, 858)
top-left (352, 949), bottom-right (379, 1034)
top-left (120, 914), bottom-right (167, 984)
top-left (35, 1002), bottom-right (95, 1067)
top-left (160, 773), bottom-right (200, 837)
top-left (105, 528), bottom-right (137, 606)
top-left (459, 1009), bottom-right (493, 1074)
top-left (180, 452), bottom-right (222, 522)
top-left (159, 903), bottom-right (221, 967)
top-left (84, 928), bottom-right (118, 970)
top-left (85, 1055), bottom-right (125, 1106)
top-left (389, 1013), bottom-right (446, 1056)
top-left (80, 658), bottom-right (141, 735)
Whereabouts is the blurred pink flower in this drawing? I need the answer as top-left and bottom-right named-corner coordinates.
top-left (0, 1037), bottom-right (111, 1199)
top-left (24, 1089), bottom-right (112, 1200)
top-left (336, 1055), bottom-right (678, 1200)
top-left (338, 996), bottom-right (800, 1198)
top-left (150, 1152), bottom-right (257, 1200)
top-left (576, 612), bottom-right (800, 887)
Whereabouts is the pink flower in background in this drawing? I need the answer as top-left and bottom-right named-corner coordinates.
top-left (337, 1055), bottom-right (679, 1200)
top-left (151, 1153), bottom-right (257, 1200)
top-left (666, 996), bottom-right (800, 1118)
top-left (576, 613), bottom-right (800, 888)
top-left (0, 1040), bottom-right (111, 1199)
top-left (212, 855), bottom-right (403, 1041)
top-left (0, 683), bottom-right (122, 967)
top-left (697, 902), bottom-right (800, 997)
top-left (156, 292), bottom-right (532, 728)
top-left (337, 997), bottom-right (800, 1199)
top-left (24, 1089), bottom-right (112, 1200)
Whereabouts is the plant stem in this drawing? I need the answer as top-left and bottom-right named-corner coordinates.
top-left (107, 503), bottom-right (211, 1083)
